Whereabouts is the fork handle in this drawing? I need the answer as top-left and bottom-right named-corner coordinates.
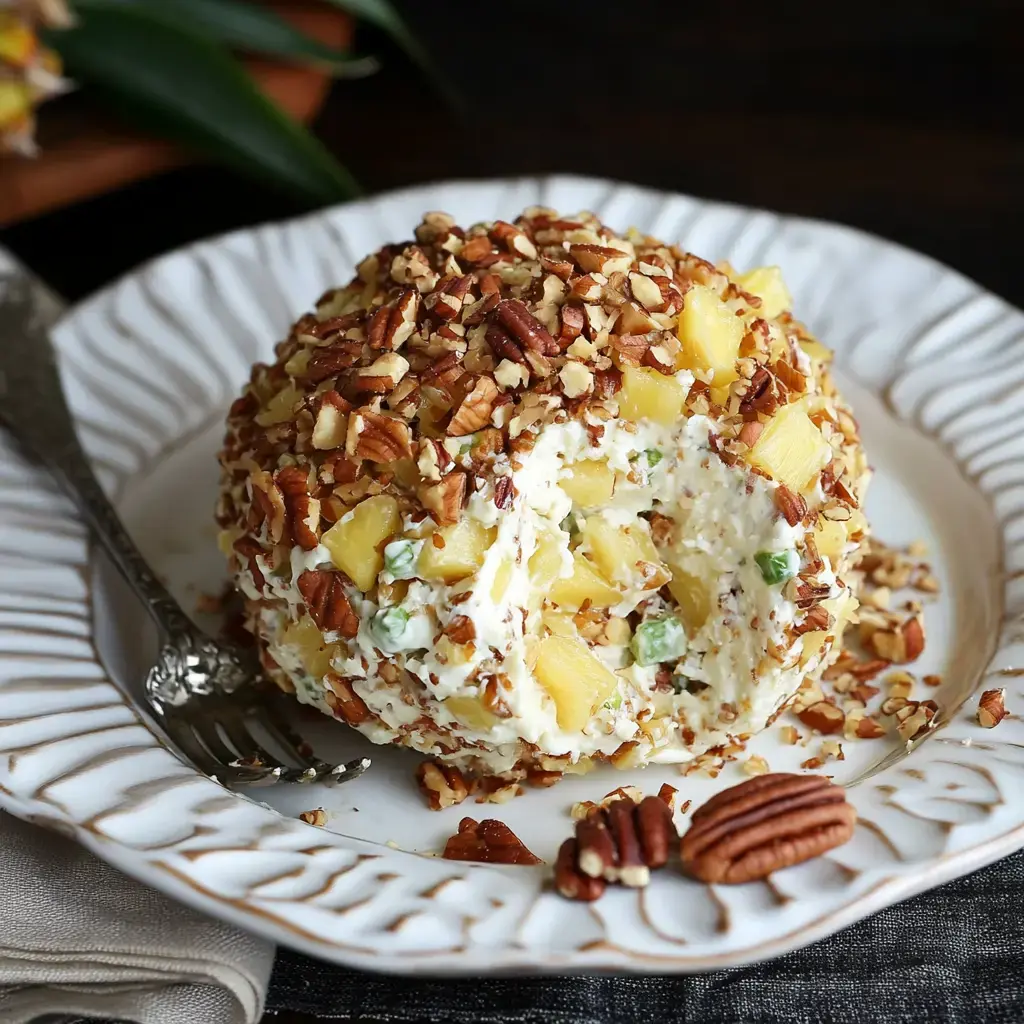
top-left (0, 270), bottom-right (193, 638)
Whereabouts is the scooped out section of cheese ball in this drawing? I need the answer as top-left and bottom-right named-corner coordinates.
top-left (217, 208), bottom-right (870, 780)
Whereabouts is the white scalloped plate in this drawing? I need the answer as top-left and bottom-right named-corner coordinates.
top-left (2, 176), bottom-right (1023, 974)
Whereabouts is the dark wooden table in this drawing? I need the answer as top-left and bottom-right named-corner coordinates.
top-left (1, 3), bottom-right (1021, 1021)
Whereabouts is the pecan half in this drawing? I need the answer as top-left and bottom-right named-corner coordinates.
top-left (557, 835), bottom-right (602, 901)
top-left (443, 817), bottom-right (542, 865)
top-left (448, 375), bottom-right (500, 436)
top-left (416, 761), bottom-right (470, 811)
top-left (296, 570), bottom-right (359, 637)
top-left (680, 773), bottom-right (856, 884)
top-left (575, 796), bottom-right (677, 889)
top-left (494, 299), bottom-right (560, 355)
top-left (978, 688), bottom-right (1009, 728)
top-left (349, 410), bottom-right (413, 462)
top-left (555, 838), bottom-right (607, 901)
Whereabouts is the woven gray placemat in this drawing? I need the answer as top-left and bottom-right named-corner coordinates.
top-left (264, 851), bottom-right (1024, 1024)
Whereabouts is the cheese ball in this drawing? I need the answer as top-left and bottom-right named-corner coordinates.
top-left (216, 208), bottom-right (870, 780)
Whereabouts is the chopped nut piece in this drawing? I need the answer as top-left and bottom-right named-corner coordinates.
top-left (978, 688), bottom-right (1009, 728)
top-left (443, 817), bottom-right (541, 864)
top-left (312, 392), bottom-right (350, 450)
top-left (351, 352), bottom-right (410, 393)
top-left (743, 755), bottom-right (770, 776)
top-left (448, 376), bottom-right (500, 436)
top-left (798, 701), bottom-right (845, 735)
top-left (298, 807), bottom-right (327, 827)
top-left (419, 471), bottom-right (467, 525)
top-left (569, 243), bottom-right (632, 276)
top-left (297, 570), bottom-right (359, 637)
top-left (494, 298), bottom-right (560, 355)
top-left (416, 761), bottom-right (470, 811)
top-left (855, 716), bottom-right (886, 739)
top-left (559, 361), bottom-right (594, 398)
top-left (350, 410), bottom-right (413, 463)
top-left (494, 358), bottom-right (530, 390)
top-left (774, 485), bottom-right (807, 526)
top-left (779, 725), bottom-right (801, 745)
top-left (867, 614), bottom-right (925, 664)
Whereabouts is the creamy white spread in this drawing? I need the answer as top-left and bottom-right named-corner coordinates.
top-left (250, 367), bottom-right (851, 774)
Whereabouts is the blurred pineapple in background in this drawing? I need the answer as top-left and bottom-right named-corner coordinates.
top-left (0, 0), bottom-right (70, 154)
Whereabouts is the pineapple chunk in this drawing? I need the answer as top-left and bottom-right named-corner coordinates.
top-left (667, 566), bottom-right (712, 633)
top-left (550, 552), bottom-right (622, 609)
top-left (217, 527), bottom-right (243, 559)
top-left (736, 266), bottom-right (792, 320)
top-left (534, 636), bottom-right (619, 732)
top-left (799, 593), bottom-right (858, 665)
top-left (255, 384), bottom-right (303, 426)
top-left (583, 516), bottom-right (668, 589)
top-left (280, 615), bottom-right (338, 679)
top-left (799, 337), bottom-right (833, 363)
top-left (321, 494), bottom-right (401, 591)
top-left (528, 529), bottom-right (568, 586)
top-left (541, 609), bottom-right (579, 637)
top-left (813, 517), bottom-right (847, 560)
top-left (443, 695), bottom-right (498, 730)
top-left (559, 460), bottom-right (615, 508)
top-left (745, 400), bottom-right (831, 492)
top-left (619, 366), bottom-right (686, 425)
top-left (418, 519), bottom-right (496, 583)
top-left (491, 559), bottom-right (514, 602)
top-left (675, 284), bottom-right (744, 387)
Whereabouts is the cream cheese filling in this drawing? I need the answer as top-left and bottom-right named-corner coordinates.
top-left (250, 382), bottom-right (850, 773)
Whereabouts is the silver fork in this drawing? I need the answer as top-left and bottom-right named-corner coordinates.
top-left (0, 266), bottom-right (369, 788)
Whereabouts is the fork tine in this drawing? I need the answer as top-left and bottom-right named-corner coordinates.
top-left (245, 704), bottom-right (320, 765)
top-left (188, 712), bottom-right (253, 766)
top-left (217, 708), bottom-right (296, 771)
top-left (158, 710), bottom-right (278, 785)
top-left (232, 705), bottom-right (371, 786)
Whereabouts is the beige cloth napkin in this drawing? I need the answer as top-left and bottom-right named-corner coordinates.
top-left (0, 812), bottom-right (275, 1024)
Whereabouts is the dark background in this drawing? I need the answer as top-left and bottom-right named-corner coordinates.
top-left (3, 3), bottom-right (1021, 1022)
top-left (3, 1), bottom-right (1022, 310)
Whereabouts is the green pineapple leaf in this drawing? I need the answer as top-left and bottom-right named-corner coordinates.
top-left (46, 4), bottom-right (359, 203)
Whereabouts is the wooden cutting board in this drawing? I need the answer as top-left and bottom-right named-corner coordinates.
top-left (0, 2), bottom-right (351, 226)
